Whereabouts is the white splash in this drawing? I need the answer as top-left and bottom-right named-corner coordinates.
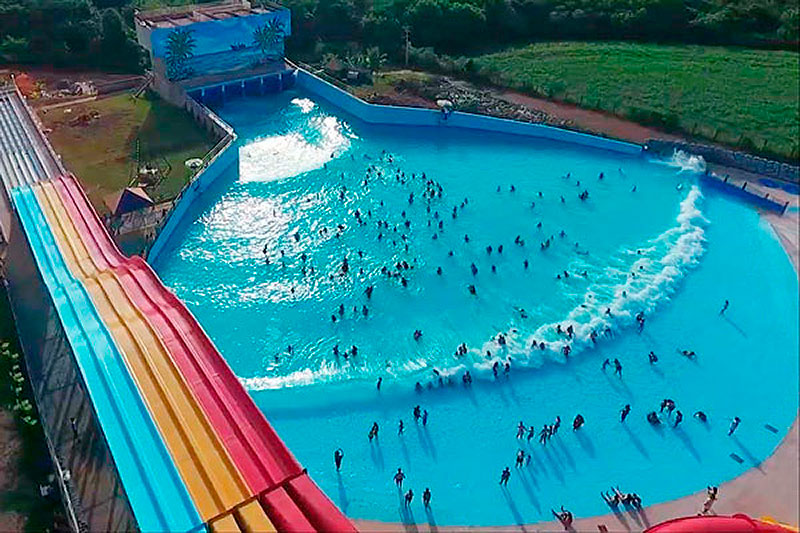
top-left (666, 149), bottom-right (706, 174)
top-left (239, 116), bottom-right (352, 183)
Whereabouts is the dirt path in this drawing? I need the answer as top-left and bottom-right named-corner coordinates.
top-left (0, 409), bottom-right (25, 533)
top-left (496, 91), bottom-right (683, 145)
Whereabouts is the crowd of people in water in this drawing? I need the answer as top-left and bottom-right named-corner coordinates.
top-left (260, 150), bottom-right (744, 523)
top-left (260, 150), bottom-right (656, 380)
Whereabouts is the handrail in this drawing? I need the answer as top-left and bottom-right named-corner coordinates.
top-left (144, 90), bottom-right (237, 258)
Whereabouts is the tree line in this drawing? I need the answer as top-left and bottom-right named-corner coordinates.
top-left (285, 0), bottom-right (799, 58)
top-left (1, 0), bottom-right (797, 73)
top-left (0, 0), bottom-right (145, 71)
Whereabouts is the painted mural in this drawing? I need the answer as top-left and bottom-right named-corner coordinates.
top-left (151, 9), bottom-right (290, 81)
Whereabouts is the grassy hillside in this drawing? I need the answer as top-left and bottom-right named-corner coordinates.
top-left (472, 42), bottom-right (800, 159)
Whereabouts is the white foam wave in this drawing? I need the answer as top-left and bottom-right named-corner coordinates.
top-left (240, 186), bottom-right (707, 390)
top-left (462, 185), bottom-right (707, 378)
top-left (239, 115), bottom-right (352, 183)
top-left (665, 149), bottom-right (706, 173)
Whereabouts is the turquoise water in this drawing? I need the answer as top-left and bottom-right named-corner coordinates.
top-left (154, 91), bottom-right (799, 526)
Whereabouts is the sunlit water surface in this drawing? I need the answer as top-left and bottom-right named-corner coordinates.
top-left (154, 91), bottom-right (799, 526)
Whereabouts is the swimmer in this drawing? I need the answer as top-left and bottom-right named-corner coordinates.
top-left (394, 468), bottom-right (405, 487)
top-left (620, 404), bottom-right (631, 422)
top-left (334, 448), bottom-right (344, 471)
top-left (516, 421), bottom-right (526, 439)
top-left (647, 411), bottom-right (661, 425)
top-left (614, 358), bottom-right (622, 377)
top-left (719, 299), bottom-right (729, 315)
top-left (573, 414), bottom-right (585, 430)
top-left (468, 284), bottom-right (476, 295)
top-left (516, 449), bottom-right (525, 467)
top-left (648, 351), bottom-right (658, 364)
top-left (728, 416), bottom-right (741, 436)
top-left (422, 410), bottom-right (428, 426)
top-left (694, 411), bottom-right (708, 422)
top-left (674, 410), bottom-right (683, 427)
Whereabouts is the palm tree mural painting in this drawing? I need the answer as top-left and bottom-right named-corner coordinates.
top-left (164, 28), bottom-right (196, 80)
top-left (252, 18), bottom-right (285, 62)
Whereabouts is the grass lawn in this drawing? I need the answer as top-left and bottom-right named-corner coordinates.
top-left (41, 92), bottom-right (217, 212)
top-left (471, 42), bottom-right (800, 160)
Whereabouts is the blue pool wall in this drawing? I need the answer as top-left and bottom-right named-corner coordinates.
top-left (294, 69), bottom-right (642, 156)
top-left (148, 141), bottom-right (238, 264)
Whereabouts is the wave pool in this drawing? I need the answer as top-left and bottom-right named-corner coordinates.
top-left (153, 90), bottom-right (799, 526)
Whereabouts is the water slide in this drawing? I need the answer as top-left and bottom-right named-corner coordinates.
top-left (10, 186), bottom-right (203, 533)
top-left (55, 174), bottom-right (356, 532)
top-left (33, 181), bottom-right (279, 532)
top-left (0, 90), bottom-right (44, 189)
top-left (645, 514), bottom-right (792, 532)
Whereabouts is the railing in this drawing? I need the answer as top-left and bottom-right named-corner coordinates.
top-left (144, 91), bottom-right (237, 258)
top-left (285, 58), bottom-right (353, 92)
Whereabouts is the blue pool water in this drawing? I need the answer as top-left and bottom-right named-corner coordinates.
top-left (154, 91), bottom-right (799, 526)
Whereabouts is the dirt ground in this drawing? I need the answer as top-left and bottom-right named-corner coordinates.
top-left (496, 90), bottom-right (684, 145)
top-left (0, 410), bottom-right (25, 533)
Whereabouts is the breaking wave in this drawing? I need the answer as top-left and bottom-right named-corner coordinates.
top-left (240, 186), bottom-right (707, 390)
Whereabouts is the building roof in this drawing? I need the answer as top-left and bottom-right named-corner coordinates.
top-left (104, 187), bottom-right (153, 216)
top-left (135, 0), bottom-right (285, 29)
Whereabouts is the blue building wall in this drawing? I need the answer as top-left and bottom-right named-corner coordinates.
top-left (150, 9), bottom-right (291, 81)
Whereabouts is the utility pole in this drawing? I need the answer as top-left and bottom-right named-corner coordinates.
top-left (403, 26), bottom-right (410, 66)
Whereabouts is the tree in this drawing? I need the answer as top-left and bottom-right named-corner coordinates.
top-left (164, 27), bottom-right (196, 80)
top-left (252, 17), bottom-right (286, 60)
top-left (363, 46), bottom-right (387, 71)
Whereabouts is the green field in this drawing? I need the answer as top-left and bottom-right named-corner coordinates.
top-left (41, 92), bottom-right (216, 211)
top-left (472, 42), bottom-right (800, 160)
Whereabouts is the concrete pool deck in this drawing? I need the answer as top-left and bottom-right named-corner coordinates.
top-left (355, 203), bottom-right (800, 532)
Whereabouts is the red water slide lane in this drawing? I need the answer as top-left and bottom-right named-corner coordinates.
top-left (56, 175), bottom-right (356, 533)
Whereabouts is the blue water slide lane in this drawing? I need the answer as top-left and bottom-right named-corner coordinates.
top-left (11, 185), bottom-right (204, 533)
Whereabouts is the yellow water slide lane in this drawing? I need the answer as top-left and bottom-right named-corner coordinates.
top-left (35, 182), bottom-right (275, 532)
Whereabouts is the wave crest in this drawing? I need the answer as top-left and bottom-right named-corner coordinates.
top-left (240, 186), bottom-right (707, 390)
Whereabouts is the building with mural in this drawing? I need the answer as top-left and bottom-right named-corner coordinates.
top-left (134, 0), bottom-right (291, 102)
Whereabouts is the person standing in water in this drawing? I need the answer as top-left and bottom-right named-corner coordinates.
top-left (620, 404), bottom-right (631, 422)
top-left (423, 487), bottom-right (432, 508)
top-left (728, 416), bottom-right (741, 435)
top-left (719, 300), bottom-right (729, 315)
top-left (394, 468), bottom-right (406, 488)
top-left (334, 448), bottom-right (344, 471)
top-left (500, 467), bottom-right (511, 486)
